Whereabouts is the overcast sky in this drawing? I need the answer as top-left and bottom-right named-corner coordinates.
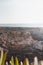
top-left (0, 0), bottom-right (43, 26)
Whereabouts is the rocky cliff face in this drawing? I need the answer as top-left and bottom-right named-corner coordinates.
top-left (0, 27), bottom-right (43, 62)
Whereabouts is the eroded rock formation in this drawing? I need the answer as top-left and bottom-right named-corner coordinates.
top-left (0, 27), bottom-right (43, 62)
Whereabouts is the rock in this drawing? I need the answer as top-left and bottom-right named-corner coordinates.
top-left (0, 27), bottom-right (43, 62)
top-left (30, 28), bottom-right (43, 41)
top-left (32, 41), bottom-right (43, 51)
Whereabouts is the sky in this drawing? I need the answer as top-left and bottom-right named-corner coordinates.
top-left (0, 0), bottom-right (43, 26)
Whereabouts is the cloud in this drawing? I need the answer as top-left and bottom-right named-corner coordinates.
top-left (0, 0), bottom-right (43, 25)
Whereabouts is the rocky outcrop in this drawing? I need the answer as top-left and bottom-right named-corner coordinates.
top-left (0, 27), bottom-right (43, 62)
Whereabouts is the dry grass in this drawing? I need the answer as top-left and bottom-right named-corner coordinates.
top-left (0, 50), bottom-right (43, 65)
